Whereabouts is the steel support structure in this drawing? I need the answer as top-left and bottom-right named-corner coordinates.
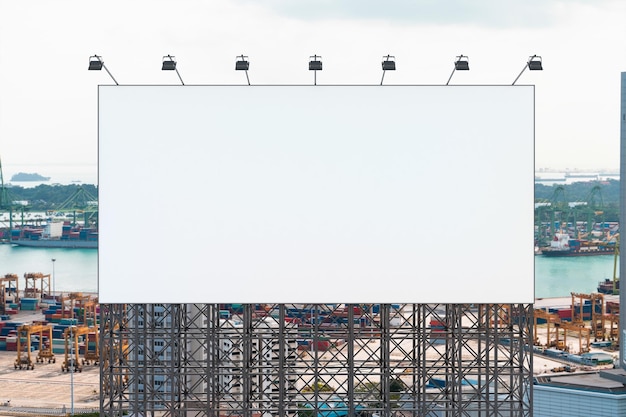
top-left (101, 303), bottom-right (533, 417)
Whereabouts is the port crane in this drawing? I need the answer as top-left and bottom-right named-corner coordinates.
top-left (58, 292), bottom-right (94, 320)
top-left (23, 272), bottom-right (51, 299)
top-left (605, 301), bottom-right (620, 342)
top-left (611, 235), bottom-right (619, 295)
top-left (553, 322), bottom-right (591, 354)
top-left (14, 323), bottom-right (55, 370)
top-left (0, 273), bottom-right (19, 314)
top-left (62, 325), bottom-right (99, 372)
top-left (533, 308), bottom-right (561, 347)
top-left (56, 185), bottom-right (98, 228)
top-left (535, 184), bottom-right (609, 248)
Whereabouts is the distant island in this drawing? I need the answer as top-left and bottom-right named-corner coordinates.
top-left (10, 172), bottom-right (51, 182)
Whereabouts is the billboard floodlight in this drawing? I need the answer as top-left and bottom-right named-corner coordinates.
top-left (446, 55), bottom-right (469, 85)
top-left (381, 55), bottom-right (395, 85)
top-left (162, 55), bottom-right (184, 85)
top-left (235, 55), bottom-right (250, 85)
top-left (513, 55), bottom-right (543, 85)
top-left (88, 57), bottom-right (103, 71)
top-left (87, 55), bottom-right (118, 85)
top-left (309, 55), bottom-right (322, 85)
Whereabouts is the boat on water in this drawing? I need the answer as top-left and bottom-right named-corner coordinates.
top-left (7, 222), bottom-right (97, 249)
top-left (540, 233), bottom-right (616, 257)
top-left (597, 236), bottom-right (619, 294)
top-left (597, 278), bottom-right (619, 294)
top-left (12, 238), bottom-right (97, 249)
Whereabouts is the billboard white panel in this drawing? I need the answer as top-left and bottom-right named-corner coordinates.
top-left (98, 85), bottom-right (534, 304)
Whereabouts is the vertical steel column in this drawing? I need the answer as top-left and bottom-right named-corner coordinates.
top-left (485, 304), bottom-right (493, 417)
top-left (278, 304), bottom-right (286, 416)
top-left (379, 303), bottom-right (390, 417)
top-left (207, 304), bottom-right (219, 417)
top-left (242, 304), bottom-right (253, 417)
top-left (347, 303), bottom-right (355, 417)
top-left (313, 304), bottom-right (320, 416)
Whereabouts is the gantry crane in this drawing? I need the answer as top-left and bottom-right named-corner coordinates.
top-left (533, 308), bottom-right (561, 347)
top-left (554, 322), bottom-right (591, 354)
top-left (606, 301), bottom-right (620, 342)
top-left (571, 292), bottom-right (606, 341)
top-left (610, 234), bottom-right (620, 295)
top-left (82, 324), bottom-right (99, 366)
top-left (571, 292), bottom-right (603, 321)
top-left (62, 325), bottom-right (99, 372)
top-left (23, 272), bottom-right (51, 299)
top-left (59, 292), bottom-right (95, 321)
top-left (82, 297), bottom-right (99, 327)
top-left (14, 323), bottom-right (54, 370)
top-left (0, 273), bottom-right (19, 314)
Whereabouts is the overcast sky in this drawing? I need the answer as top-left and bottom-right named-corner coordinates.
top-left (0, 0), bottom-right (625, 180)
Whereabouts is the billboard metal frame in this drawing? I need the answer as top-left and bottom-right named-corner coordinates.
top-left (100, 303), bottom-right (533, 416)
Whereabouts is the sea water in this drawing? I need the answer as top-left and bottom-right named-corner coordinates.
top-left (534, 254), bottom-right (618, 298)
top-left (0, 244), bottom-right (97, 293)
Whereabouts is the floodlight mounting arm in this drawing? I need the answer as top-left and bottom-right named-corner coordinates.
top-left (310, 54), bottom-right (321, 86)
top-left (446, 67), bottom-right (456, 86)
top-left (163, 55), bottom-right (184, 85)
top-left (238, 54), bottom-right (250, 86)
top-left (512, 65), bottom-right (528, 85)
top-left (91, 55), bottom-right (119, 85)
top-left (380, 55), bottom-right (395, 86)
top-left (446, 55), bottom-right (468, 85)
top-left (512, 55), bottom-right (541, 85)
top-left (175, 68), bottom-right (185, 85)
top-left (101, 63), bottom-right (119, 85)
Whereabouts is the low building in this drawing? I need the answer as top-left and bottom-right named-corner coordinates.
top-left (534, 369), bottom-right (626, 417)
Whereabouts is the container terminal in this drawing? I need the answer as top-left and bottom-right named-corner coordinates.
top-left (0, 271), bottom-right (623, 415)
top-left (0, 273), bottom-right (100, 413)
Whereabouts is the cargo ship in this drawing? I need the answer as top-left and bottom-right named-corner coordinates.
top-left (540, 233), bottom-right (616, 257)
top-left (12, 238), bottom-right (97, 249)
top-left (8, 222), bottom-right (97, 249)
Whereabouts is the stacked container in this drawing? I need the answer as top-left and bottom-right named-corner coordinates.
top-left (20, 298), bottom-right (39, 311)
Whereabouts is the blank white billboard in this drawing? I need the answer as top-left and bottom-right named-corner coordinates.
top-left (98, 85), bottom-right (534, 304)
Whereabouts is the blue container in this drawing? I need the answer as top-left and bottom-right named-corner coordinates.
top-left (20, 299), bottom-right (38, 311)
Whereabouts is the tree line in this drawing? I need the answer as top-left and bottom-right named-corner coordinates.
top-left (2, 183), bottom-right (98, 211)
top-left (2, 180), bottom-right (620, 219)
top-left (535, 179), bottom-right (620, 222)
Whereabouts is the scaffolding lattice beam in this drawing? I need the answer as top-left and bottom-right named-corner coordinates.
top-left (101, 303), bottom-right (533, 417)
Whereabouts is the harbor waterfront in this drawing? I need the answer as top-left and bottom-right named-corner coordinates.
top-left (0, 243), bottom-right (616, 300)
top-left (0, 244), bottom-right (96, 293)
top-left (535, 253), bottom-right (618, 298)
